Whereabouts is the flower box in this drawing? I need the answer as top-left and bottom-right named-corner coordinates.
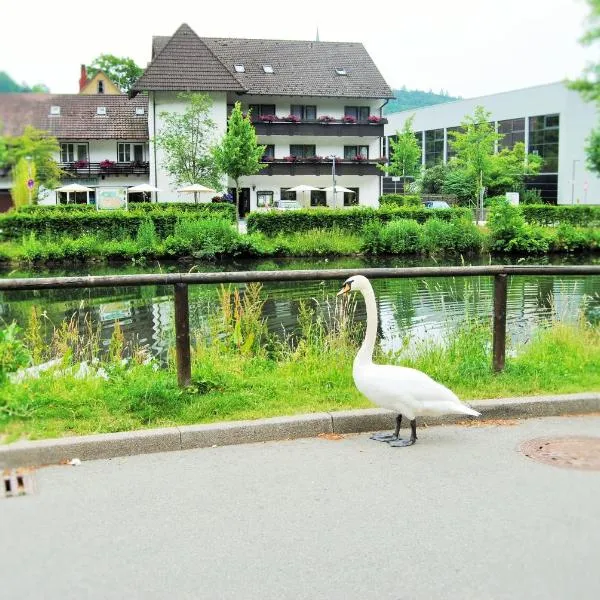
top-left (318, 115), bottom-right (335, 123)
top-left (352, 154), bottom-right (367, 161)
top-left (285, 114), bottom-right (301, 123)
top-left (283, 155), bottom-right (298, 162)
top-left (100, 159), bottom-right (115, 169)
top-left (259, 114), bottom-right (278, 122)
top-left (74, 160), bottom-right (89, 169)
top-left (306, 155), bottom-right (324, 163)
top-left (368, 115), bottom-right (382, 123)
top-left (342, 115), bottom-right (357, 124)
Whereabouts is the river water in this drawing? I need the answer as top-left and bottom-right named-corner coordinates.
top-left (1, 254), bottom-right (599, 360)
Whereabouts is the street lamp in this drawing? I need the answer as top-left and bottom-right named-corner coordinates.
top-left (327, 154), bottom-right (337, 208)
top-left (25, 155), bottom-right (32, 205)
top-left (571, 159), bottom-right (580, 205)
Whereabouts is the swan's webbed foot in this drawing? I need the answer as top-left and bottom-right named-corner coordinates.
top-left (369, 432), bottom-right (399, 442)
top-left (370, 414), bottom-right (403, 443)
top-left (387, 419), bottom-right (417, 447)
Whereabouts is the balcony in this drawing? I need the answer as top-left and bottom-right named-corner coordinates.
top-left (60, 161), bottom-right (150, 177)
top-left (259, 157), bottom-right (384, 176)
top-left (252, 117), bottom-right (387, 137)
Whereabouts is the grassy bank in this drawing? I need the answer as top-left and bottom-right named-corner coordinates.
top-left (1, 285), bottom-right (599, 442)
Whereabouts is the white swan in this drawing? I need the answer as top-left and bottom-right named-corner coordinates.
top-left (337, 275), bottom-right (480, 447)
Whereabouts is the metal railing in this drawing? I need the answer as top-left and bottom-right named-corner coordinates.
top-left (1, 265), bottom-right (599, 386)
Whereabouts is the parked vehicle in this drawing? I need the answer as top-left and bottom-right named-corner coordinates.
top-left (423, 200), bottom-right (451, 209)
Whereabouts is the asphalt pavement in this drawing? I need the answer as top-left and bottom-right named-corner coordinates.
top-left (2, 415), bottom-right (600, 600)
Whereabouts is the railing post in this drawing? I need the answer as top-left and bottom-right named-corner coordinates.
top-left (492, 274), bottom-right (508, 372)
top-left (174, 282), bottom-right (191, 387)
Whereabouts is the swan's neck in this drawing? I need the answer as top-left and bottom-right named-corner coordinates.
top-left (355, 284), bottom-right (378, 367)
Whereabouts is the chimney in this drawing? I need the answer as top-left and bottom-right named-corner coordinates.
top-left (79, 64), bottom-right (88, 92)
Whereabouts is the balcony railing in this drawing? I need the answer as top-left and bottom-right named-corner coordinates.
top-left (60, 162), bottom-right (150, 177)
top-left (259, 157), bottom-right (384, 176)
top-left (252, 118), bottom-right (387, 137)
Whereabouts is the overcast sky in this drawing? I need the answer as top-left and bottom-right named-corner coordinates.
top-left (1, 0), bottom-right (594, 98)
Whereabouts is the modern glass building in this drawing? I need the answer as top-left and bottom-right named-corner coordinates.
top-left (382, 82), bottom-right (599, 204)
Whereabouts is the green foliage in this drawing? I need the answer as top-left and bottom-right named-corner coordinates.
top-left (379, 194), bottom-right (421, 207)
top-left (420, 164), bottom-right (448, 194)
top-left (442, 163), bottom-right (477, 203)
top-left (164, 218), bottom-right (241, 259)
top-left (87, 54), bottom-right (143, 93)
top-left (0, 323), bottom-right (31, 383)
top-left (10, 158), bottom-right (36, 209)
top-left (154, 93), bottom-right (223, 190)
top-left (246, 206), bottom-right (471, 236)
top-left (585, 127), bottom-right (600, 174)
top-left (550, 223), bottom-right (599, 252)
top-left (380, 115), bottom-right (422, 182)
top-left (213, 102), bottom-right (265, 217)
top-left (520, 204), bottom-right (600, 227)
top-left (0, 203), bottom-right (236, 240)
top-left (487, 201), bottom-right (550, 253)
top-left (521, 189), bottom-right (543, 205)
top-left (384, 87), bottom-right (459, 114)
top-left (135, 218), bottom-right (158, 252)
top-left (4, 126), bottom-right (62, 190)
top-left (487, 142), bottom-right (543, 196)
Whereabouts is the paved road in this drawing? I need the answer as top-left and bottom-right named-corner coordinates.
top-left (2, 416), bottom-right (600, 600)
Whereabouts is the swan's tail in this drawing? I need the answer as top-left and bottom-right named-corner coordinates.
top-left (455, 404), bottom-right (481, 417)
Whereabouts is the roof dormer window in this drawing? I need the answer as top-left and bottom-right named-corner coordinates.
top-left (234, 64), bottom-right (245, 73)
top-left (96, 106), bottom-right (107, 116)
top-left (335, 68), bottom-right (347, 76)
top-left (262, 64), bottom-right (274, 74)
top-left (135, 107), bottom-right (145, 115)
top-left (98, 80), bottom-right (105, 94)
top-left (50, 105), bottom-right (61, 115)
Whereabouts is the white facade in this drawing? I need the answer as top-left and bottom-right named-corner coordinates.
top-left (384, 82), bottom-right (599, 205)
top-left (149, 92), bottom-right (385, 211)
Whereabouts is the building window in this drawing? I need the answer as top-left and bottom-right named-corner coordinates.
top-left (280, 188), bottom-right (297, 202)
top-left (425, 129), bottom-right (444, 166)
top-left (290, 144), bottom-right (316, 158)
top-left (344, 145), bottom-right (369, 159)
top-left (118, 143), bottom-right (145, 163)
top-left (234, 64), bottom-right (245, 73)
top-left (60, 143), bottom-right (88, 163)
top-left (256, 191), bottom-right (273, 208)
top-left (248, 104), bottom-right (276, 118)
top-left (445, 126), bottom-right (464, 161)
top-left (344, 106), bottom-right (370, 121)
top-left (310, 190), bottom-right (327, 206)
top-left (290, 105), bottom-right (317, 120)
top-left (262, 65), bottom-right (274, 73)
top-left (344, 187), bottom-right (359, 206)
top-left (529, 114), bottom-right (559, 173)
top-left (262, 145), bottom-right (275, 160)
top-left (498, 118), bottom-right (525, 151)
top-left (335, 68), bottom-right (347, 76)
top-left (98, 80), bottom-right (104, 94)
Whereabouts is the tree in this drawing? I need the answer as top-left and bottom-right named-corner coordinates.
top-left (487, 142), bottom-right (543, 196)
top-left (448, 106), bottom-right (502, 219)
top-left (213, 102), bottom-right (265, 222)
top-left (569, 0), bottom-right (600, 173)
top-left (11, 158), bottom-right (37, 209)
top-left (379, 115), bottom-right (421, 193)
top-left (87, 54), bottom-right (143, 93)
top-left (154, 93), bottom-right (223, 193)
top-left (5, 126), bottom-right (62, 191)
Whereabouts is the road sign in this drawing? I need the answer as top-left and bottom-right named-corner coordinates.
top-left (27, 179), bottom-right (35, 190)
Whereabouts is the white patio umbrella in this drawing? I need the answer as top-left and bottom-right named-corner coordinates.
top-left (55, 183), bottom-right (94, 205)
top-left (320, 185), bottom-right (355, 208)
top-left (127, 183), bottom-right (161, 203)
top-left (177, 184), bottom-right (216, 204)
top-left (285, 184), bottom-right (322, 208)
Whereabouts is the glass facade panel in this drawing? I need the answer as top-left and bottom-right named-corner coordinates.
top-left (446, 126), bottom-right (463, 161)
top-left (425, 129), bottom-right (444, 166)
top-left (529, 113), bottom-right (559, 172)
top-left (498, 118), bottom-right (526, 151)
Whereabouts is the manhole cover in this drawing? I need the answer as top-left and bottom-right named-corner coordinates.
top-left (519, 437), bottom-right (600, 471)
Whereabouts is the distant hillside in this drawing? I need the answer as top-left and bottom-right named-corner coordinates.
top-left (0, 71), bottom-right (49, 93)
top-left (384, 87), bottom-right (459, 114)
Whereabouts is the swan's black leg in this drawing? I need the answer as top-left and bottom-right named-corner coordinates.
top-left (388, 419), bottom-right (417, 447)
top-left (370, 414), bottom-right (402, 442)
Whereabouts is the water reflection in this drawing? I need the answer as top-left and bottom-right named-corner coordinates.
top-left (0, 254), bottom-right (598, 361)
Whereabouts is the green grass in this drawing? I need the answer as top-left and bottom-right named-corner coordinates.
top-left (1, 307), bottom-right (599, 443)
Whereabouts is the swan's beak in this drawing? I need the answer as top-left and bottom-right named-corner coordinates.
top-left (337, 282), bottom-right (351, 296)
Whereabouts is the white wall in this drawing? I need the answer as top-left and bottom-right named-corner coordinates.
top-left (384, 82), bottom-right (600, 204)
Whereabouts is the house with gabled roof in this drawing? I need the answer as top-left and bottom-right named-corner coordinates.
top-left (132, 23), bottom-right (393, 214)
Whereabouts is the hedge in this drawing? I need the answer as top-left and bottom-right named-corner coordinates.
top-left (246, 207), bottom-right (472, 236)
top-left (0, 207), bottom-right (235, 241)
top-left (520, 204), bottom-right (600, 227)
top-left (379, 194), bottom-right (422, 208)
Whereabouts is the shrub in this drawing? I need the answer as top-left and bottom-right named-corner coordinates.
top-left (164, 218), bottom-right (241, 258)
top-left (520, 204), bottom-right (600, 227)
top-left (381, 220), bottom-right (424, 254)
top-left (246, 207), bottom-right (472, 236)
top-left (488, 201), bottom-right (550, 253)
top-left (551, 224), bottom-right (599, 252)
top-left (135, 218), bottom-right (158, 253)
top-left (379, 194), bottom-right (422, 208)
top-left (0, 322), bottom-right (31, 383)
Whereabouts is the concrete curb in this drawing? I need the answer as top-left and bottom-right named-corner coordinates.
top-left (1, 392), bottom-right (599, 467)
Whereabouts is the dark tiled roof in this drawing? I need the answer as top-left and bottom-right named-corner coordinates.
top-left (139, 25), bottom-right (393, 99)
top-left (0, 94), bottom-right (148, 140)
top-left (133, 24), bottom-right (245, 93)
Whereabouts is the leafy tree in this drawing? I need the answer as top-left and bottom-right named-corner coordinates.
top-left (87, 54), bottom-right (143, 93)
top-left (487, 142), bottom-right (543, 196)
top-left (154, 93), bottom-right (223, 193)
top-left (448, 106), bottom-right (502, 218)
top-left (5, 126), bottom-right (62, 190)
top-left (442, 163), bottom-right (477, 204)
top-left (420, 164), bottom-right (448, 194)
top-left (0, 132), bottom-right (8, 168)
top-left (569, 0), bottom-right (600, 173)
top-left (213, 102), bottom-right (265, 221)
top-left (10, 157), bottom-right (37, 209)
top-left (379, 115), bottom-right (421, 192)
